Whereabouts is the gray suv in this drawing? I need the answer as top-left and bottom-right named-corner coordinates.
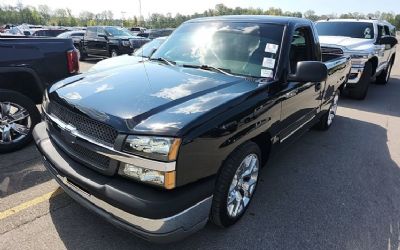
top-left (316, 19), bottom-right (397, 99)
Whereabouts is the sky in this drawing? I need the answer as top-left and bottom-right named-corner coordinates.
top-left (2, 0), bottom-right (399, 18)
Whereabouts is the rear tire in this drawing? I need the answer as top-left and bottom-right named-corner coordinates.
top-left (0, 90), bottom-right (41, 153)
top-left (345, 62), bottom-right (372, 100)
top-left (211, 142), bottom-right (261, 228)
top-left (375, 59), bottom-right (393, 85)
top-left (78, 47), bottom-right (87, 61)
top-left (110, 49), bottom-right (118, 58)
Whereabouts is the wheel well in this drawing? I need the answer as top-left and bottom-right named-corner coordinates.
top-left (0, 72), bottom-right (43, 104)
top-left (369, 57), bottom-right (378, 76)
top-left (251, 132), bottom-right (272, 167)
top-left (109, 45), bottom-right (118, 53)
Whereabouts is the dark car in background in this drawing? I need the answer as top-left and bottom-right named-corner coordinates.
top-left (57, 30), bottom-right (86, 57)
top-left (129, 27), bottom-right (147, 36)
top-left (137, 28), bottom-right (174, 39)
top-left (31, 29), bottom-right (70, 37)
top-left (89, 36), bottom-right (167, 72)
top-left (79, 26), bottom-right (150, 60)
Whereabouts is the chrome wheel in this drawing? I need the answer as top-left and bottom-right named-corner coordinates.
top-left (327, 93), bottom-right (339, 126)
top-left (111, 50), bottom-right (118, 57)
top-left (0, 102), bottom-right (31, 144)
top-left (227, 153), bottom-right (259, 218)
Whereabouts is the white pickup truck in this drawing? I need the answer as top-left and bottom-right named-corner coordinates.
top-left (316, 19), bottom-right (397, 99)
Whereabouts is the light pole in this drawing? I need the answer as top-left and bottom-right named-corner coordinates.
top-left (138, 0), bottom-right (142, 26)
top-left (121, 11), bottom-right (126, 27)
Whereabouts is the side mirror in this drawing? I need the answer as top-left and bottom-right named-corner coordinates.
top-left (98, 34), bottom-right (107, 39)
top-left (288, 61), bottom-right (328, 82)
top-left (378, 36), bottom-right (398, 47)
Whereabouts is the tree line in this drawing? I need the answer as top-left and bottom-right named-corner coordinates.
top-left (1, 3), bottom-right (400, 29)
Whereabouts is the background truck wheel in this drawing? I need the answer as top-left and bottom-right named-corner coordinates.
top-left (110, 49), bottom-right (118, 58)
top-left (78, 47), bottom-right (87, 61)
top-left (375, 60), bottom-right (393, 85)
top-left (0, 90), bottom-right (41, 153)
top-left (345, 62), bottom-right (372, 100)
top-left (314, 91), bottom-right (340, 131)
top-left (211, 141), bottom-right (261, 228)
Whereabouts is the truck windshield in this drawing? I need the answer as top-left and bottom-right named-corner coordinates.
top-left (316, 22), bottom-right (375, 39)
top-left (151, 22), bottom-right (284, 78)
top-left (105, 27), bottom-right (132, 37)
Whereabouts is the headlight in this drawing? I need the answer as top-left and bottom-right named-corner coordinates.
top-left (350, 54), bottom-right (368, 66)
top-left (123, 135), bottom-right (181, 161)
top-left (122, 40), bottom-right (130, 47)
top-left (118, 163), bottom-right (176, 189)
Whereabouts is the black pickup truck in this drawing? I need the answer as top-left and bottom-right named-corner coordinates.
top-left (34, 16), bottom-right (350, 242)
top-left (79, 26), bottom-right (150, 60)
top-left (0, 36), bottom-right (79, 153)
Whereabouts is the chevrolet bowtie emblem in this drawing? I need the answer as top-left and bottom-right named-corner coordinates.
top-left (61, 124), bottom-right (77, 144)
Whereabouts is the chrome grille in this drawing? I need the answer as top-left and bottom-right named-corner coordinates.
top-left (59, 133), bottom-right (110, 170)
top-left (48, 121), bottom-right (112, 172)
top-left (48, 101), bottom-right (118, 145)
top-left (321, 46), bottom-right (344, 55)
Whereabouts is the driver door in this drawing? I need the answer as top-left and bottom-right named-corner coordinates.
top-left (279, 27), bottom-right (323, 142)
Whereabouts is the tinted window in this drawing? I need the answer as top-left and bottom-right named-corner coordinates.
top-left (316, 22), bottom-right (374, 39)
top-left (98, 27), bottom-right (106, 36)
top-left (87, 27), bottom-right (96, 37)
top-left (384, 26), bottom-right (390, 36)
top-left (289, 28), bottom-right (313, 73)
top-left (152, 22), bottom-right (284, 78)
top-left (72, 32), bottom-right (84, 37)
top-left (104, 27), bottom-right (132, 37)
top-left (390, 27), bottom-right (396, 36)
top-left (377, 25), bottom-right (386, 38)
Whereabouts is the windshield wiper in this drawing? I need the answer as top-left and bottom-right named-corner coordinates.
top-left (182, 64), bottom-right (234, 76)
top-left (151, 57), bottom-right (176, 66)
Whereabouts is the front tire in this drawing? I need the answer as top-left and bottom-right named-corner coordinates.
top-left (314, 91), bottom-right (340, 131)
top-left (110, 49), bottom-right (118, 58)
top-left (78, 47), bottom-right (87, 61)
top-left (211, 142), bottom-right (261, 227)
top-left (0, 90), bottom-right (41, 153)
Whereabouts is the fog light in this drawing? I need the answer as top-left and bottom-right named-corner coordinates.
top-left (119, 163), bottom-right (176, 189)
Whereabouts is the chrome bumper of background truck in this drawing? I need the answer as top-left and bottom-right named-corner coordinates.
top-left (347, 65), bottom-right (364, 84)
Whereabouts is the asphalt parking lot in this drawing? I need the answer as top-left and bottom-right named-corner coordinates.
top-left (1, 50), bottom-right (400, 249)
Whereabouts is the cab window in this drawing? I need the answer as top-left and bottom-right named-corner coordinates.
top-left (289, 27), bottom-right (314, 73)
top-left (384, 26), bottom-right (391, 37)
top-left (87, 27), bottom-right (96, 38)
top-left (97, 27), bottom-right (106, 37)
top-left (377, 25), bottom-right (386, 38)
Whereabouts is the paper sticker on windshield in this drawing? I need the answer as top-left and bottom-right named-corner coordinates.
top-left (265, 43), bottom-right (279, 53)
top-left (260, 69), bottom-right (273, 78)
top-left (262, 58), bottom-right (276, 68)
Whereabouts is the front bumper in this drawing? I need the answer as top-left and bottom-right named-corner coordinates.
top-left (347, 65), bottom-right (365, 84)
top-left (33, 122), bottom-right (212, 243)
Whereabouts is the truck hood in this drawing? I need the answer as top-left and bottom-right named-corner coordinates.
top-left (319, 36), bottom-right (374, 51)
top-left (49, 62), bottom-right (260, 136)
top-left (88, 55), bottom-right (146, 72)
